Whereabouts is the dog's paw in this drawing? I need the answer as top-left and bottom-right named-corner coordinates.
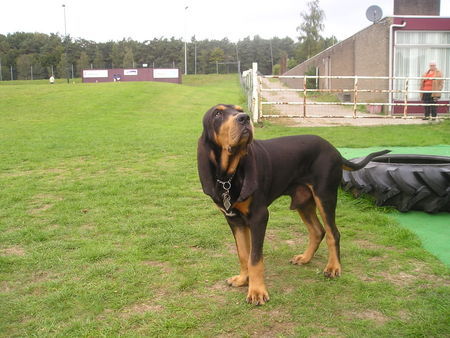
top-left (323, 264), bottom-right (341, 278)
top-left (290, 254), bottom-right (311, 265)
top-left (226, 275), bottom-right (248, 287)
top-left (246, 287), bottom-right (269, 306)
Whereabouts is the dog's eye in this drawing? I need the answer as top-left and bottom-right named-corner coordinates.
top-left (214, 111), bottom-right (222, 118)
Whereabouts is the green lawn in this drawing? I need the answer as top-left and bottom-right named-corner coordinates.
top-left (0, 75), bottom-right (449, 336)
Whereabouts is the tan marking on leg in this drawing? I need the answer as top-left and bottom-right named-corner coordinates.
top-left (308, 185), bottom-right (341, 278)
top-left (247, 258), bottom-right (269, 305)
top-left (232, 197), bottom-right (252, 216)
top-left (227, 227), bottom-right (250, 287)
top-left (291, 201), bottom-right (325, 265)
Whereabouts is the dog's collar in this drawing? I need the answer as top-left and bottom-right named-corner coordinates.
top-left (217, 173), bottom-right (235, 211)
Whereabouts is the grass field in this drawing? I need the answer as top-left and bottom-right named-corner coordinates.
top-left (1, 75), bottom-right (449, 336)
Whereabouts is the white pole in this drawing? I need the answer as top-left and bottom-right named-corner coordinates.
top-left (269, 40), bottom-right (273, 74)
top-left (389, 21), bottom-right (407, 115)
top-left (252, 62), bottom-right (259, 122)
top-left (184, 5), bottom-right (189, 75)
top-left (62, 4), bottom-right (69, 84)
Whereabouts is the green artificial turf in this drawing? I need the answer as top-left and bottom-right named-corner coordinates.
top-left (339, 146), bottom-right (450, 266)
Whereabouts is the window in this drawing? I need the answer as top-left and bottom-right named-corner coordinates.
top-left (394, 31), bottom-right (450, 100)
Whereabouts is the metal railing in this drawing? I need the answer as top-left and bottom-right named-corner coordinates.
top-left (242, 64), bottom-right (450, 122)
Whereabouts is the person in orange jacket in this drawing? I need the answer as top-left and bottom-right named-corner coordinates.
top-left (420, 61), bottom-right (443, 120)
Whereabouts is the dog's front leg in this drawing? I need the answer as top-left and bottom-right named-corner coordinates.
top-left (227, 224), bottom-right (250, 287)
top-left (246, 209), bottom-right (270, 305)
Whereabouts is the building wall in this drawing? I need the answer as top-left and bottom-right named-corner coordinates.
top-left (394, 0), bottom-right (440, 16)
top-left (282, 18), bottom-right (392, 103)
top-left (354, 19), bottom-right (391, 103)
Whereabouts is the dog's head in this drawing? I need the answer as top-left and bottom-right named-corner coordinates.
top-left (198, 104), bottom-right (257, 203)
top-left (202, 104), bottom-right (253, 151)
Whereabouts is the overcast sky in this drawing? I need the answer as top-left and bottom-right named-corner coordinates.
top-left (1, 0), bottom-right (450, 43)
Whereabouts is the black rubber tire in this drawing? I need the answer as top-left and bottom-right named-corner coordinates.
top-left (342, 154), bottom-right (450, 213)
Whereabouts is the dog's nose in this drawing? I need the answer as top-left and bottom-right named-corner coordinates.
top-left (236, 113), bottom-right (250, 125)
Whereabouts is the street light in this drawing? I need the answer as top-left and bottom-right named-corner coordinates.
top-left (184, 5), bottom-right (188, 75)
top-left (62, 4), bottom-right (69, 83)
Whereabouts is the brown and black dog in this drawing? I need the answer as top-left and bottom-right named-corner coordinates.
top-left (197, 104), bottom-right (389, 305)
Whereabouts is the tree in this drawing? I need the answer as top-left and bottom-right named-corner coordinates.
top-left (56, 53), bottom-right (69, 79)
top-left (111, 43), bottom-right (122, 68)
top-left (123, 46), bottom-right (134, 68)
top-left (210, 47), bottom-right (224, 62)
top-left (296, 0), bottom-right (324, 61)
top-left (16, 54), bottom-right (33, 80)
top-left (77, 51), bottom-right (90, 76)
top-left (93, 48), bottom-right (104, 68)
top-left (1, 31), bottom-right (301, 76)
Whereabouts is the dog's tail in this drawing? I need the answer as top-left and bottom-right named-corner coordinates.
top-left (342, 149), bottom-right (390, 171)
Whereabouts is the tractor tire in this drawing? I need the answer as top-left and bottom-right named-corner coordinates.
top-left (342, 154), bottom-right (450, 213)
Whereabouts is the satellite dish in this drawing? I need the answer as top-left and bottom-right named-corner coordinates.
top-left (366, 5), bottom-right (383, 23)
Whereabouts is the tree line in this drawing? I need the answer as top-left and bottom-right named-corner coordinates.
top-left (0, 0), bottom-right (335, 80)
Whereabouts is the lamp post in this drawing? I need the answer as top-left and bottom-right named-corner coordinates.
top-left (62, 4), bottom-right (69, 83)
top-left (184, 5), bottom-right (188, 75)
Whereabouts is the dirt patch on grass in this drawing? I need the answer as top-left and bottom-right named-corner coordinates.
top-left (0, 246), bottom-right (26, 256)
top-left (359, 259), bottom-right (450, 287)
top-left (0, 281), bottom-right (12, 293)
top-left (120, 301), bottom-right (165, 318)
top-left (142, 260), bottom-right (173, 274)
top-left (379, 261), bottom-right (450, 288)
top-left (28, 193), bottom-right (63, 214)
top-left (265, 228), bottom-right (306, 249)
top-left (344, 309), bottom-right (389, 325)
top-left (245, 307), bottom-right (296, 337)
top-left (354, 239), bottom-right (396, 252)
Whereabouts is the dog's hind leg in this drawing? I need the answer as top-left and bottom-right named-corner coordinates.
top-left (313, 193), bottom-right (341, 278)
top-left (289, 185), bottom-right (325, 265)
top-left (290, 199), bottom-right (325, 265)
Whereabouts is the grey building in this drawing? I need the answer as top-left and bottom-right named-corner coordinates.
top-left (282, 0), bottom-right (449, 114)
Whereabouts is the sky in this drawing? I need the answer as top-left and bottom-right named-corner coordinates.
top-left (1, 0), bottom-right (450, 43)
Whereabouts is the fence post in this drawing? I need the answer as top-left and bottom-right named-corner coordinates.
top-left (258, 76), bottom-right (263, 118)
top-left (353, 76), bottom-right (358, 118)
top-left (403, 78), bottom-right (408, 118)
top-left (251, 62), bottom-right (259, 123)
top-left (303, 75), bottom-right (307, 118)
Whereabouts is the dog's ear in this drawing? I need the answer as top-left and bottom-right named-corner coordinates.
top-left (197, 133), bottom-right (216, 200)
top-left (237, 145), bottom-right (258, 202)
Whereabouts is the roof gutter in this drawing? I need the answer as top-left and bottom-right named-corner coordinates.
top-left (389, 19), bottom-right (407, 115)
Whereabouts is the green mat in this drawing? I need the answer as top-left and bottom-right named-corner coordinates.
top-left (339, 145), bottom-right (450, 266)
